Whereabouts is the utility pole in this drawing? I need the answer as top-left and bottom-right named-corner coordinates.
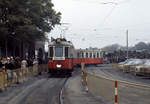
top-left (126, 30), bottom-right (128, 60)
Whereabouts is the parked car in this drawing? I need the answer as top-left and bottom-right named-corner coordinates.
top-left (122, 59), bottom-right (144, 72)
top-left (117, 60), bottom-right (129, 70)
top-left (134, 59), bottom-right (150, 76)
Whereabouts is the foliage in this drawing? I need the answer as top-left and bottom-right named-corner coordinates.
top-left (0, 0), bottom-right (61, 43)
top-left (134, 42), bottom-right (149, 51)
top-left (102, 42), bottom-right (150, 53)
top-left (102, 44), bottom-right (121, 52)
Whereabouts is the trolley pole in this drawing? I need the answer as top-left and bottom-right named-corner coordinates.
top-left (126, 30), bottom-right (129, 60)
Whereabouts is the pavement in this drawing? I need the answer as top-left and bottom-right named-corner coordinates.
top-left (63, 70), bottom-right (105, 104)
top-left (0, 73), bottom-right (67, 104)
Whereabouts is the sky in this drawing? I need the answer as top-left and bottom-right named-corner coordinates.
top-left (48, 0), bottom-right (150, 49)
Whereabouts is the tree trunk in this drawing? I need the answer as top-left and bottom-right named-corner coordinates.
top-left (5, 39), bottom-right (8, 57)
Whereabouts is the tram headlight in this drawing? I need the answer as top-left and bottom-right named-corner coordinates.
top-left (56, 64), bottom-right (62, 68)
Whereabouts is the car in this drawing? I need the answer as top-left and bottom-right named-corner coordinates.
top-left (122, 59), bottom-right (144, 72)
top-left (117, 60), bottom-right (129, 70)
top-left (133, 59), bottom-right (150, 76)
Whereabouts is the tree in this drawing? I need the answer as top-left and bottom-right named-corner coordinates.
top-left (0, 0), bottom-right (61, 43)
top-left (134, 42), bottom-right (148, 50)
top-left (102, 44), bottom-right (121, 52)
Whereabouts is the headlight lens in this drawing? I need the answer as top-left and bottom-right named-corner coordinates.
top-left (56, 64), bottom-right (62, 68)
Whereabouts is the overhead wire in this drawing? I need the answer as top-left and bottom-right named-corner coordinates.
top-left (52, 0), bottom-right (136, 47)
top-left (70, 0), bottom-right (130, 5)
top-left (100, 5), bottom-right (117, 27)
top-left (95, 0), bottom-right (139, 33)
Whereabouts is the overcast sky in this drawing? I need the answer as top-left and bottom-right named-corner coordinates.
top-left (49, 0), bottom-right (150, 49)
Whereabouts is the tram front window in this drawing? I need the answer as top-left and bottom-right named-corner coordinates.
top-left (55, 47), bottom-right (63, 57)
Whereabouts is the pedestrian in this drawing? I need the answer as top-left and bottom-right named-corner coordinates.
top-left (0, 58), bottom-right (3, 72)
top-left (5, 57), bottom-right (12, 86)
top-left (21, 58), bottom-right (28, 81)
top-left (10, 57), bottom-right (17, 84)
top-left (38, 58), bottom-right (42, 75)
top-left (33, 59), bottom-right (38, 76)
top-left (0, 58), bottom-right (4, 92)
top-left (1, 57), bottom-right (8, 87)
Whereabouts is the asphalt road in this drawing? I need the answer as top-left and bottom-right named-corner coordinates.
top-left (85, 64), bottom-right (150, 104)
top-left (86, 64), bottom-right (150, 85)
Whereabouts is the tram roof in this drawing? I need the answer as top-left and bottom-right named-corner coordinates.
top-left (48, 38), bottom-right (73, 46)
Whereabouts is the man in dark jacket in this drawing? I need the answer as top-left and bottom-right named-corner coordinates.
top-left (0, 58), bottom-right (3, 72)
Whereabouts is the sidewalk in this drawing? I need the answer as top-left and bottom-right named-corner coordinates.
top-left (63, 72), bottom-right (104, 104)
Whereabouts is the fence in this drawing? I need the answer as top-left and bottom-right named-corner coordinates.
top-left (0, 64), bottom-right (48, 91)
top-left (81, 63), bottom-right (150, 104)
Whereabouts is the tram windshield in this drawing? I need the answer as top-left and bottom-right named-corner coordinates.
top-left (55, 47), bottom-right (63, 57)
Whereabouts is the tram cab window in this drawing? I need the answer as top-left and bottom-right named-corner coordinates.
top-left (49, 47), bottom-right (53, 57)
top-left (55, 47), bottom-right (63, 57)
top-left (65, 47), bottom-right (69, 58)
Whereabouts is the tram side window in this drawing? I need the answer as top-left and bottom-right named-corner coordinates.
top-left (97, 53), bottom-right (99, 58)
top-left (86, 52), bottom-right (88, 58)
top-left (82, 52), bottom-right (84, 58)
top-left (93, 53), bottom-right (96, 58)
top-left (77, 52), bottom-right (80, 58)
top-left (65, 47), bottom-right (69, 58)
top-left (49, 47), bottom-right (53, 57)
top-left (90, 53), bottom-right (92, 58)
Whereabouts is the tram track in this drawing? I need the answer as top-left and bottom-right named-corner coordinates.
top-left (5, 74), bottom-right (69, 104)
top-left (59, 78), bottom-right (68, 104)
top-left (23, 77), bottom-right (68, 104)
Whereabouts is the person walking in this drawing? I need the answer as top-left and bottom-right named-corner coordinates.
top-left (21, 58), bottom-right (28, 82)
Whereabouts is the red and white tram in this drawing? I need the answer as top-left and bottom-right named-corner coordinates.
top-left (48, 38), bottom-right (103, 75)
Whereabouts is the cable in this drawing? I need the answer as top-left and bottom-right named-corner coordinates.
top-left (100, 5), bottom-right (117, 27)
top-left (71, 0), bottom-right (118, 5)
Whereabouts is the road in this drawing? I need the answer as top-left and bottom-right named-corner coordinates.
top-left (0, 74), bottom-right (67, 104)
top-left (86, 64), bottom-right (150, 85)
top-left (85, 64), bottom-right (150, 104)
